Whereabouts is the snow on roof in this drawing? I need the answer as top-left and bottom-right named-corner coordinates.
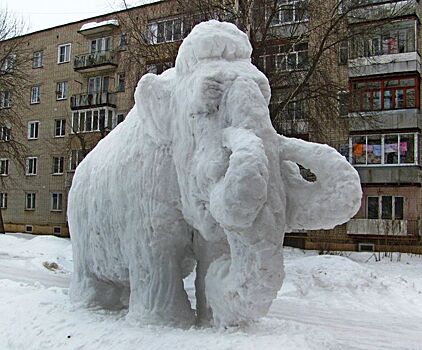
top-left (79, 19), bottom-right (119, 32)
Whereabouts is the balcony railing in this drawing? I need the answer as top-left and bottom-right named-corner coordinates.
top-left (70, 92), bottom-right (116, 110)
top-left (74, 51), bottom-right (117, 71)
top-left (347, 219), bottom-right (421, 236)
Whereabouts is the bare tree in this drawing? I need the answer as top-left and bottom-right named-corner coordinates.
top-left (0, 8), bottom-right (29, 233)
top-left (117, 0), bottom-right (414, 152)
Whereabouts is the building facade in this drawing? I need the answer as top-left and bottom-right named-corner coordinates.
top-left (1, 0), bottom-right (421, 252)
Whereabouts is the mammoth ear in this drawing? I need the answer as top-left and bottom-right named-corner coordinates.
top-left (134, 71), bottom-right (174, 144)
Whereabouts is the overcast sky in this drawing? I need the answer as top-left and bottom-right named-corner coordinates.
top-left (2, 0), bottom-right (158, 34)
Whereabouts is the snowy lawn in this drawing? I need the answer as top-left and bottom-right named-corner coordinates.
top-left (0, 233), bottom-right (421, 350)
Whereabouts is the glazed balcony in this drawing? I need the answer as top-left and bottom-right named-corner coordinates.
top-left (347, 219), bottom-right (421, 236)
top-left (70, 91), bottom-right (116, 110)
top-left (347, 0), bottom-right (418, 24)
top-left (348, 52), bottom-right (421, 78)
top-left (74, 51), bottom-right (117, 73)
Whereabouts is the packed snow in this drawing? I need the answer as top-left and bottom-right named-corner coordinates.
top-left (79, 20), bottom-right (119, 32)
top-left (68, 20), bottom-right (361, 328)
top-left (0, 233), bottom-right (421, 350)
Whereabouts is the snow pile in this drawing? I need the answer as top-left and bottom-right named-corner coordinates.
top-left (1, 235), bottom-right (422, 349)
top-left (79, 19), bottom-right (119, 32)
top-left (68, 20), bottom-right (361, 328)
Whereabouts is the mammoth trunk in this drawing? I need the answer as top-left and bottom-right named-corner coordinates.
top-left (206, 127), bottom-right (284, 327)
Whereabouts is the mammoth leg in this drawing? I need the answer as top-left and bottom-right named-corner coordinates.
top-left (127, 215), bottom-right (195, 328)
top-left (192, 229), bottom-right (229, 326)
top-left (70, 251), bottom-right (129, 310)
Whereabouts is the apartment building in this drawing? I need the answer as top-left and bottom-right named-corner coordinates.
top-left (300, 0), bottom-right (422, 253)
top-left (1, 0), bottom-right (421, 252)
top-left (0, 1), bottom-right (179, 236)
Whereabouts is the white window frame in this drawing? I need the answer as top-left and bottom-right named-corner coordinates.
top-left (117, 72), bottom-right (125, 92)
top-left (350, 132), bottom-right (419, 167)
top-left (0, 91), bottom-right (11, 108)
top-left (56, 81), bottom-right (68, 100)
top-left (25, 192), bottom-right (36, 210)
top-left (54, 119), bottom-right (66, 137)
top-left (0, 158), bottom-right (9, 176)
top-left (119, 33), bottom-right (128, 50)
top-left (269, 0), bottom-right (309, 27)
top-left (0, 126), bottom-right (11, 141)
top-left (148, 18), bottom-right (183, 44)
top-left (33, 50), bottom-right (43, 68)
top-left (1, 54), bottom-right (15, 72)
top-left (0, 192), bottom-right (7, 209)
top-left (259, 43), bottom-right (308, 72)
top-left (28, 121), bottom-right (39, 140)
top-left (51, 192), bottom-right (63, 211)
top-left (70, 149), bottom-right (86, 171)
top-left (71, 107), bottom-right (114, 133)
top-left (52, 156), bottom-right (64, 175)
top-left (26, 157), bottom-right (38, 176)
top-left (30, 85), bottom-right (40, 104)
top-left (90, 37), bottom-right (112, 53)
top-left (57, 43), bottom-right (71, 64)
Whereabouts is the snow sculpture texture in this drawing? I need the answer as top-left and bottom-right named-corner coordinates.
top-left (68, 20), bottom-right (362, 328)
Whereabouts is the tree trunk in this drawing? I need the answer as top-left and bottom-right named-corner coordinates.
top-left (0, 208), bottom-right (5, 234)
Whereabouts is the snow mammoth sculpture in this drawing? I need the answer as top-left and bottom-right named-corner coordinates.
top-left (68, 21), bottom-right (362, 328)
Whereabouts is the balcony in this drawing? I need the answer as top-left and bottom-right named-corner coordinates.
top-left (70, 92), bottom-right (116, 110)
top-left (74, 51), bottom-right (117, 73)
top-left (348, 52), bottom-right (421, 78)
top-left (347, 0), bottom-right (418, 24)
top-left (280, 119), bottom-right (309, 136)
top-left (347, 219), bottom-right (421, 236)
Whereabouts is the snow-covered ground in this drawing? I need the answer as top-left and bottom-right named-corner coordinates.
top-left (0, 233), bottom-right (421, 350)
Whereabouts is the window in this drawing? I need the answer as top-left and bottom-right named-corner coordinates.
top-left (53, 226), bottom-right (61, 235)
top-left (28, 121), bottom-right (39, 139)
top-left (0, 91), bottom-right (11, 108)
top-left (270, 0), bottom-right (309, 26)
top-left (351, 133), bottom-right (417, 166)
top-left (31, 85), bottom-right (40, 104)
top-left (51, 192), bottom-right (63, 211)
top-left (56, 81), bottom-right (68, 100)
top-left (25, 225), bottom-right (33, 233)
top-left (25, 193), bottom-right (36, 210)
top-left (0, 126), bottom-right (10, 141)
top-left (350, 76), bottom-right (419, 112)
top-left (338, 91), bottom-right (349, 116)
top-left (1, 55), bottom-right (15, 73)
top-left (90, 37), bottom-right (111, 53)
top-left (72, 108), bottom-right (113, 133)
top-left (0, 192), bottom-right (7, 209)
top-left (88, 76), bottom-right (109, 93)
top-left (52, 156), bottom-right (64, 175)
top-left (0, 159), bottom-right (9, 176)
top-left (26, 157), bottom-right (37, 175)
top-left (33, 50), bottom-right (43, 68)
top-left (259, 43), bottom-right (308, 72)
top-left (70, 149), bottom-right (87, 171)
top-left (367, 196), bottom-right (404, 220)
top-left (54, 119), bottom-right (66, 137)
top-left (116, 113), bottom-right (125, 125)
top-left (339, 41), bottom-right (349, 65)
top-left (148, 18), bottom-right (183, 44)
top-left (58, 43), bottom-right (71, 63)
top-left (146, 61), bottom-right (174, 74)
top-left (117, 72), bottom-right (125, 92)
top-left (119, 33), bottom-right (128, 50)
top-left (350, 21), bottom-right (416, 59)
